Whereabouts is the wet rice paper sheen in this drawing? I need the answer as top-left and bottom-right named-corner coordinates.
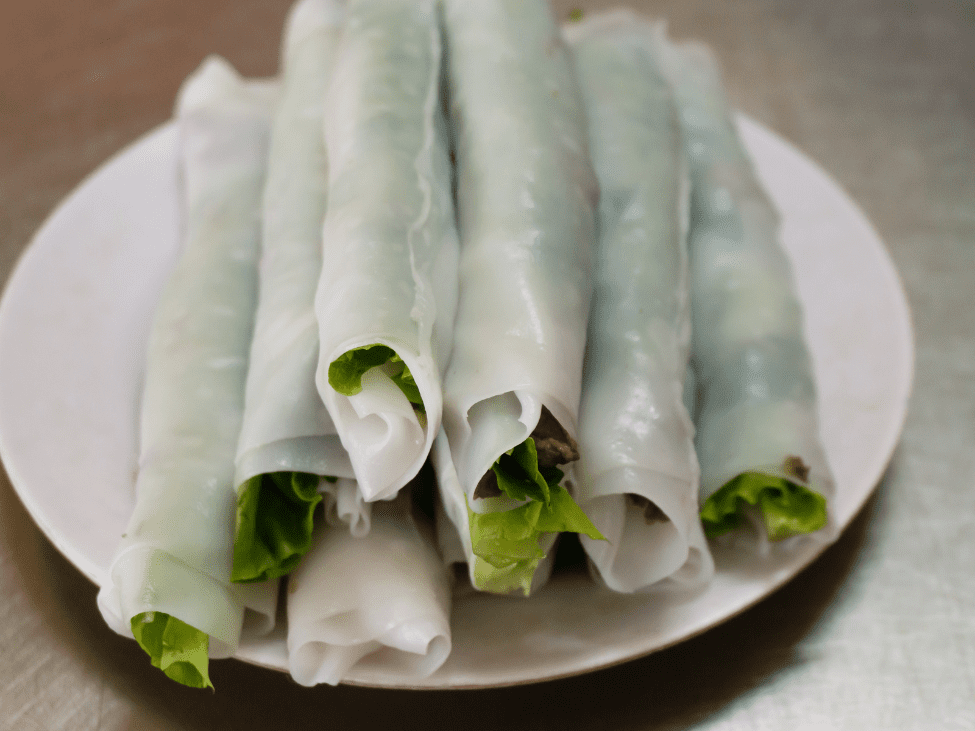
top-left (286, 497), bottom-right (452, 686)
top-left (566, 16), bottom-right (714, 592)
top-left (96, 57), bottom-right (278, 655)
top-left (314, 0), bottom-right (459, 502)
top-left (648, 24), bottom-right (835, 547)
top-left (439, 0), bottom-right (598, 505)
top-left (235, 0), bottom-right (354, 487)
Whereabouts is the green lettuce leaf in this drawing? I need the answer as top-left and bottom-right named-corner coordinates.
top-left (131, 612), bottom-right (213, 689)
top-left (232, 471), bottom-right (323, 583)
top-left (469, 438), bottom-right (604, 595)
top-left (327, 344), bottom-right (424, 411)
top-left (492, 438), bottom-right (553, 503)
top-left (388, 358), bottom-right (423, 409)
top-left (700, 472), bottom-right (828, 540)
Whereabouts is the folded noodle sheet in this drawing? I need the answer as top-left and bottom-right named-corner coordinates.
top-left (648, 26), bottom-right (835, 549)
top-left (565, 14), bottom-right (714, 592)
top-left (231, 0), bottom-right (370, 587)
top-left (287, 495), bottom-right (452, 686)
top-left (96, 57), bottom-right (278, 688)
top-left (437, 0), bottom-right (602, 596)
top-left (314, 0), bottom-right (459, 502)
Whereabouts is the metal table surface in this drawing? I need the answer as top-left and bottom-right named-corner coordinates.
top-left (1, 1), bottom-right (972, 728)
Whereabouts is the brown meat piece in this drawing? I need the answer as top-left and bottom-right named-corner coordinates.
top-left (782, 455), bottom-right (811, 483)
top-left (531, 405), bottom-right (580, 470)
top-left (626, 494), bottom-right (669, 525)
top-left (473, 469), bottom-right (502, 500)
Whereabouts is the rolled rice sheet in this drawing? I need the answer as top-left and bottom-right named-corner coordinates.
top-left (231, 0), bottom-right (371, 587)
top-left (96, 57), bottom-right (278, 687)
top-left (565, 13), bottom-right (714, 593)
top-left (314, 0), bottom-right (459, 503)
top-left (286, 495), bottom-right (452, 687)
top-left (649, 28), bottom-right (836, 549)
top-left (321, 476), bottom-right (371, 538)
top-left (438, 0), bottom-right (600, 596)
top-left (234, 0), bottom-right (351, 483)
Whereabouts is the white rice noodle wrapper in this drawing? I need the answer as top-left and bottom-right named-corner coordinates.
top-left (234, 0), bottom-right (353, 486)
top-left (566, 15), bottom-right (714, 593)
top-left (434, 488), bottom-right (467, 569)
top-left (321, 477), bottom-right (371, 538)
top-left (286, 496), bottom-right (453, 686)
top-left (431, 430), bottom-right (556, 595)
top-left (648, 23), bottom-right (836, 551)
top-left (438, 0), bottom-right (597, 595)
top-left (315, 0), bottom-right (459, 503)
top-left (96, 57), bottom-right (279, 653)
top-left (440, 0), bottom-right (597, 497)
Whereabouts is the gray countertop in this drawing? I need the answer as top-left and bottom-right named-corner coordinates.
top-left (1, 0), bottom-right (973, 728)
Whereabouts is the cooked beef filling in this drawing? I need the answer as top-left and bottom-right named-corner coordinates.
top-left (626, 493), bottom-right (669, 524)
top-left (782, 455), bottom-right (811, 483)
top-left (472, 469), bottom-right (502, 500)
top-left (531, 405), bottom-right (581, 469)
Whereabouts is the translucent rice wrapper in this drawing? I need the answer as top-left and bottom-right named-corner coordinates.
top-left (314, 0), bottom-right (459, 503)
top-left (97, 57), bottom-right (279, 655)
top-left (436, 0), bottom-right (598, 595)
top-left (286, 495), bottom-right (452, 686)
top-left (565, 12), bottom-right (715, 593)
top-left (234, 0), bottom-right (354, 488)
top-left (649, 20), bottom-right (837, 552)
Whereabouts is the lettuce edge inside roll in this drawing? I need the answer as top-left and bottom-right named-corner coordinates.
top-left (468, 438), bottom-right (604, 596)
top-left (131, 612), bottom-right (213, 690)
top-left (232, 471), bottom-right (325, 583)
top-left (699, 467), bottom-right (828, 541)
top-left (328, 343), bottom-right (425, 412)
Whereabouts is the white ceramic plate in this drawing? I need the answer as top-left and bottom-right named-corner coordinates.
top-left (0, 114), bottom-right (912, 689)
